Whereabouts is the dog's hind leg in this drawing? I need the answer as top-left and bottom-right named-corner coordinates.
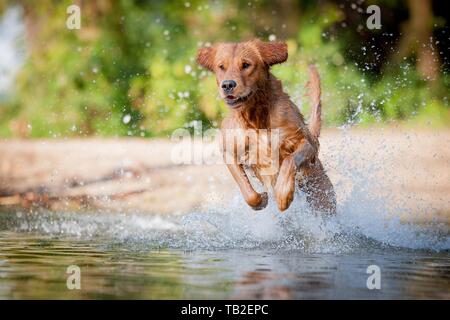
top-left (298, 160), bottom-right (336, 214)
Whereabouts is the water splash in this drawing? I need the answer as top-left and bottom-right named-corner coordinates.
top-left (5, 185), bottom-right (448, 253)
top-left (3, 131), bottom-right (449, 253)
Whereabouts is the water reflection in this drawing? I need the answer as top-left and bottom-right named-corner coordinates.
top-left (0, 232), bottom-right (448, 299)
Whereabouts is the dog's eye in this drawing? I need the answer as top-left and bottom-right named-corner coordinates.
top-left (219, 64), bottom-right (225, 70)
top-left (242, 62), bottom-right (251, 69)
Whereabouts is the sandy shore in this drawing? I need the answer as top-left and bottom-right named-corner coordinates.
top-left (0, 128), bottom-right (449, 224)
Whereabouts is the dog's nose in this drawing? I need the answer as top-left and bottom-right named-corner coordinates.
top-left (221, 80), bottom-right (237, 93)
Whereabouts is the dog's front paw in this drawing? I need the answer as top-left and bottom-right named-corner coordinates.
top-left (275, 187), bottom-right (294, 212)
top-left (250, 192), bottom-right (268, 211)
top-left (274, 170), bottom-right (295, 212)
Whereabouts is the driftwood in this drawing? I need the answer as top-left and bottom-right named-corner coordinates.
top-left (0, 164), bottom-right (178, 209)
top-left (0, 139), bottom-right (233, 213)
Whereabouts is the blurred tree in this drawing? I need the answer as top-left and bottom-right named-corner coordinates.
top-left (393, 0), bottom-right (440, 80)
top-left (0, 0), bottom-right (448, 138)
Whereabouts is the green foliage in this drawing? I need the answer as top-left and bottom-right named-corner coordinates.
top-left (0, 0), bottom-right (448, 138)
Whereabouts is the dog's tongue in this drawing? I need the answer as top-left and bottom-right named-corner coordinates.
top-left (226, 95), bottom-right (236, 100)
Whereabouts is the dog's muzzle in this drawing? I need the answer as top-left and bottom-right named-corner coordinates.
top-left (224, 91), bottom-right (252, 108)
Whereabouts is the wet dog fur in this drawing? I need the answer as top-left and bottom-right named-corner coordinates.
top-left (197, 39), bottom-right (336, 213)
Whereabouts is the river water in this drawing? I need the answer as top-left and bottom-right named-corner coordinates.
top-left (0, 192), bottom-right (448, 299)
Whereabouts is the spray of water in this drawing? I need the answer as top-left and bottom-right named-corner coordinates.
top-left (6, 130), bottom-right (449, 253)
top-left (8, 181), bottom-right (448, 253)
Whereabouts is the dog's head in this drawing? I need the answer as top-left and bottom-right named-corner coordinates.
top-left (197, 39), bottom-right (288, 109)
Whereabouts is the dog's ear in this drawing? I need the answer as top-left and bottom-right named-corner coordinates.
top-left (197, 46), bottom-right (216, 71)
top-left (254, 40), bottom-right (288, 66)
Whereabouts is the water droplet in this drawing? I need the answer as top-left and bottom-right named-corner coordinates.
top-left (123, 114), bottom-right (131, 124)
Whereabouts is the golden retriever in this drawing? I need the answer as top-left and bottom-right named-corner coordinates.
top-left (197, 39), bottom-right (336, 213)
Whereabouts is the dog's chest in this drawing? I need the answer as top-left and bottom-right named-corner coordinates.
top-left (238, 129), bottom-right (282, 189)
top-left (243, 127), bottom-right (301, 185)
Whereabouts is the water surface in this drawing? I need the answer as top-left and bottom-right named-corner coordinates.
top-left (0, 205), bottom-right (448, 299)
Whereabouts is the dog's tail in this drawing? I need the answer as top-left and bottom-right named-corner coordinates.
top-left (305, 65), bottom-right (322, 139)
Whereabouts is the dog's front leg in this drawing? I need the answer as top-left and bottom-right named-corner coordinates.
top-left (226, 163), bottom-right (268, 210)
top-left (274, 139), bottom-right (317, 211)
top-left (274, 154), bottom-right (296, 211)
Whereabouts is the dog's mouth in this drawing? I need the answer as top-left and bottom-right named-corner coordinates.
top-left (224, 92), bottom-right (252, 108)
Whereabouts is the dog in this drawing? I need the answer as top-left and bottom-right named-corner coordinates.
top-left (197, 39), bottom-right (336, 213)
